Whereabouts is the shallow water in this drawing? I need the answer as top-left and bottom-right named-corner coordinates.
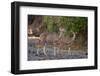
top-left (28, 46), bottom-right (87, 61)
top-left (28, 39), bottom-right (87, 61)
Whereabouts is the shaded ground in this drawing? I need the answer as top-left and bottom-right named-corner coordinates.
top-left (28, 39), bottom-right (88, 61)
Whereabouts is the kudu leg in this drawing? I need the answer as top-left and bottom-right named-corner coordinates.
top-left (68, 47), bottom-right (71, 55)
top-left (54, 47), bottom-right (56, 56)
top-left (43, 46), bottom-right (48, 56)
top-left (37, 48), bottom-right (40, 56)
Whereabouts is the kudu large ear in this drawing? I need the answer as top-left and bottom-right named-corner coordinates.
top-left (59, 27), bottom-right (66, 32)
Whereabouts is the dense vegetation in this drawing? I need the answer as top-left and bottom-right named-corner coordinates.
top-left (43, 16), bottom-right (87, 33)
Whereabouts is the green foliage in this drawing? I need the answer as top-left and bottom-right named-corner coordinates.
top-left (43, 16), bottom-right (87, 33)
top-left (43, 16), bottom-right (59, 32)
